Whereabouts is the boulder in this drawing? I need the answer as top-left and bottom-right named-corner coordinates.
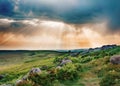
top-left (110, 55), bottom-right (120, 64)
top-left (22, 75), bottom-right (28, 81)
top-left (16, 80), bottom-right (24, 86)
top-left (56, 66), bottom-right (62, 69)
top-left (60, 59), bottom-right (72, 66)
top-left (16, 79), bottom-right (28, 86)
top-left (29, 68), bottom-right (41, 75)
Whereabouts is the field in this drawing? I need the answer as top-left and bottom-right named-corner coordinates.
top-left (0, 45), bottom-right (120, 86)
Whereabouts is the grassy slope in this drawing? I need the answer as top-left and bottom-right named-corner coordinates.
top-left (0, 46), bottom-right (120, 86)
top-left (0, 51), bottom-right (62, 84)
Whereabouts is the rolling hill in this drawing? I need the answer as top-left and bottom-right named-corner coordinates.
top-left (0, 45), bottom-right (120, 86)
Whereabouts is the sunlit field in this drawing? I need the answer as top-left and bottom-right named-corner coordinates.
top-left (0, 45), bottom-right (120, 86)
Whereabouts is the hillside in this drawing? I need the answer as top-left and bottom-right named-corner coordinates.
top-left (0, 45), bottom-right (120, 86)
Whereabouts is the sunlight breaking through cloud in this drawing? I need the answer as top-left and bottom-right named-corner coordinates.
top-left (0, 19), bottom-right (120, 50)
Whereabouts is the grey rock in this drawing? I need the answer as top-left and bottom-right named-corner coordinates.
top-left (29, 68), bottom-right (41, 75)
top-left (16, 80), bottom-right (25, 86)
top-left (56, 66), bottom-right (62, 69)
top-left (110, 55), bottom-right (120, 64)
top-left (60, 59), bottom-right (72, 66)
top-left (22, 75), bottom-right (28, 81)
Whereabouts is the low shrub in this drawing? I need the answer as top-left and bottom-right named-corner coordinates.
top-left (27, 63), bottom-right (80, 86)
top-left (57, 63), bottom-right (79, 81)
top-left (70, 57), bottom-right (79, 63)
top-left (28, 71), bottom-right (53, 86)
top-left (80, 56), bottom-right (93, 63)
top-left (99, 63), bottom-right (120, 86)
top-left (100, 70), bottom-right (120, 86)
top-left (74, 63), bottom-right (82, 71)
top-left (53, 56), bottom-right (65, 64)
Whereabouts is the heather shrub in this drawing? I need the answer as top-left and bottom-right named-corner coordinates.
top-left (70, 57), bottom-right (79, 63)
top-left (53, 56), bottom-right (65, 63)
top-left (28, 71), bottom-right (52, 86)
top-left (99, 63), bottom-right (120, 86)
top-left (80, 56), bottom-right (93, 63)
top-left (100, 70), bottom-right (120, 86)
top-left (57, 63), bottom-right (79, 81)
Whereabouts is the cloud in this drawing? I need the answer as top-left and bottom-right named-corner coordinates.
top-left (0, 0), bottom-right (120, 49)
top-left (0, 0), bottom-right (14, 17)
top-left (0, 18), bottom-right (120, 50)
top-left (0, 0), bottom-right (119, 30)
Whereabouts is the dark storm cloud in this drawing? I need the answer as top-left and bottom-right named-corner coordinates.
top-left (0, 19), bottom-right (36, 36)
top-left (0, 0), bottom-right (120, 30)
top-left (103, 1), bottom-right (120, 30)
top-left (0, 19), bottom-right (24, 33)
top-left (0, 0), bottom-right (14, 16)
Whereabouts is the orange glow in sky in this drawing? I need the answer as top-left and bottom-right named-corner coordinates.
top-left (0, 19), bottom-right (120, 50)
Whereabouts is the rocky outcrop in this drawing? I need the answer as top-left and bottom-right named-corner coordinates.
top-left (16, 80), bottom-right (24, 86)
top-left (60, 59), bottom-right (72, 66)
top-left (81, 44), bottom-right (117, 56)
top-left (16, 68), bottom-right (41, 86)
top-left (29, 68), bottom-right (41, 75)
top-left (110, 55), bottom-right (120, 64)
top-left (101, 44), bottom-right (117, 50)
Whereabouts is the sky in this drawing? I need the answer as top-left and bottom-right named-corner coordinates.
top-left (0, 0), bottom-right (120, 50)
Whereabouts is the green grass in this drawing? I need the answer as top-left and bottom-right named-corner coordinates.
top-left (0, 51), bottom-right (60, 85)
top-left (0, 46), bottom-right (120, 86)
top-left (0, 58), bottom-right (55, 84)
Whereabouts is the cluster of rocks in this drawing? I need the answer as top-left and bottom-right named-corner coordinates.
top-left (57, 45), bottom-right (117, 57)
top-left (16, 58), bottom-right (72, 86)
top-left (89, 44), bottom-right (117, 51)
top-left (81, 44), bottom-right (117, 55)
top-left (16, 67), bottom-right (42, 86)
top-left (101, 44), bottom-right (117, 50)
top-left (29, 68), bottom-right (41, 75)
top-left (15, 53), bottom-right (120, 86)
